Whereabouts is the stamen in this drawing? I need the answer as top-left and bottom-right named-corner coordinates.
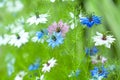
top-left (35, 11), bottom-right (39, 18)
top-left (17, 35), bottom-right (20, 39)
top-left (89, 17), bottom-right (93, 22)
top-left (47, 62), bottom-right (50, 66)
top-left (102, 35), bottom-right (107, 40)
top-left (52, 36), bottom-right (57, 41)
top-left (56, 27), bottom-right (61, 32)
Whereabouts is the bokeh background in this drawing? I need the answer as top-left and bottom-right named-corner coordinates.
top-left (0, 0), bottom-right (120, 80)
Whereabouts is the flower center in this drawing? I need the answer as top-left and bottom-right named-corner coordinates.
top-left (52, 36), bottom-right (57, 41)
top-left (35, 12), bottom-right (39, 18)
top-left (97, 55), bottom-right (101, 60)
top-left (56, 27), bottom-right (61, 32)
top-left (47, 62), bottom-right (50, 66)
top-left (102, 35), bottom-right (107, 40)
top-left (99, 70), bottom-right (102, 74)
top-left (41, 30), bottom-right (44, 33)
top-left (17, 35), bottom-right (21, 39)
top-left (89, 17), bottom-right (93, 22)
top-left (19, 74), bottom-right (22, 77)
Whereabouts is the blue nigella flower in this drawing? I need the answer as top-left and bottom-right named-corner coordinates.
top-left (47, 32), bottom-right (64, 48)
top-left (91, 66), bottom-right (108, 79)
top-left (36, 31), bottom-right (43, 39)
top-left (28, 59), bottom-right (40, 71)
top-left (85, 46), bottom-right (98, 56)
top-left (80, 15), bottom-right (101, 28)
top-left (36, 29), bottom-right (48, 39)
top-left (75, 69), bottom-right (81, 77)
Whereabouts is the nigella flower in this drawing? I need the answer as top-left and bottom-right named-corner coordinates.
top-left (42, 58), bottom-right (57, 73)
top-left (85, 46), bottom-right (98, 56)
top-left (0, 0), bottom-right (5, 8)
top-left (50, 0), bottom-right (55, 3)
top-left (47, 32), bottom-right (64, 48)
top-left (28, 59), bottom-right (40, 71)
top-left (69, 12), bottom-right (76, 29)
top-left (0, 34), bottom-right (11, 46)
top-left (6, 23), bottom-right (24, 34)
top-left (90, 55), bottom-right (107, 64)
top-left (68, 69), bottom-right (80, 78)
top-left (6, 0), bottom-right (23, 13)
top-left (108, 65), bottom-right (116, 71)
top-left (8, 30), bottom-right (29, 48)
top-left (48, 20), bottom-right (69, 36)
top-left (5, 54), bottom-right (15, 76)
top-left (27, 12), bottom-right (49, 25)
top-left (80, 14), bottom-right (101, 28)
top-left (32, 29), bottom-right (48, 43)
top-left (91, 66), bottom-right (108, 80)
top-left (92, 32), bottom-right (115, 48)
top-left (36, 74), bottom-right (44, 80)
top-left (14, 71), bottom-right (27, 80)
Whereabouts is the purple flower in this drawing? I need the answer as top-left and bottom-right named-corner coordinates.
top-left (48, 20), bottom-right (69, 36)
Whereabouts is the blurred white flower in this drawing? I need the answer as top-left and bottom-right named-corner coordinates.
top-left (50, 0), bottom-right (55, 3)
top-left (0, 0), bottom-right (5, 8)
top-left (16, 17), bottom-right (25, 25)
top-left (79, 13), bottom-right (83, 18)
top-left (92, 32), bottom-right (115, 48)
top-left (14, 71), bottom-right (27, 80)
top-left (6, 23), bottom-right (24, 34)
top-left (91, 55), bottom-right (107, 64)
top-left (36, 75), bottom-right (44, 80)
top-left (69, 12), bottom-right (74, 18)
top-left (5, 54), bottom-right (15, 76)
top-left (0, 34), bottom-right (11, 46)
top-left (69, 12), bottom-right (77, 29)
top-left (8, 30), bottom-right (29, 48)
top-left (42, 58), bottom-right (57, 73)
top-left (62, 0), bottom-right (74, 1)
top-left (108, 65), bottom-right (115, 71)
top-left (6, 0), bottom-right (23, 12)
top-left (27, 13), bottom-right (49, 25)
top-left (90, 76), bottom-right (103, 80)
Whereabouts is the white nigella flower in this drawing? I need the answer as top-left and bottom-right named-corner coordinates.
top-left (0, 34), bottom-right (11, 46)
top-left (92, 32), bottom-right (115, 48)
top-left (8, 30), bottom-right (29, 48)
top-left (6, 23), bottom-right (24, 34)
top-left (16, 17), bottom-right (25, 25)
top-left (69, 12), bottom-right (75, 29)
top-left (42, 58), bottom-right (57, 73)
top-left (90, 76), bottom-right (103, 80)
top-left (79, 13), bottom-right (83, 18)
top-left (90, 55), bottom-right (107, 64)
top-left (14, 71), bottom-right (27, 80)
top-left (50, 0), bottom-right (55, 3)
top-left (0, 0), bottom-right (5, 8)
top-left (69, 12), bottom-right (78, 29)
top-left (6, 0), bottom-right (23, 12)
top-left (26, 13), bottom-right (49, 25)
top-left (36, 75), bottom-right (44, 80)
top-left (62, 0), bottom-right (74, 1)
